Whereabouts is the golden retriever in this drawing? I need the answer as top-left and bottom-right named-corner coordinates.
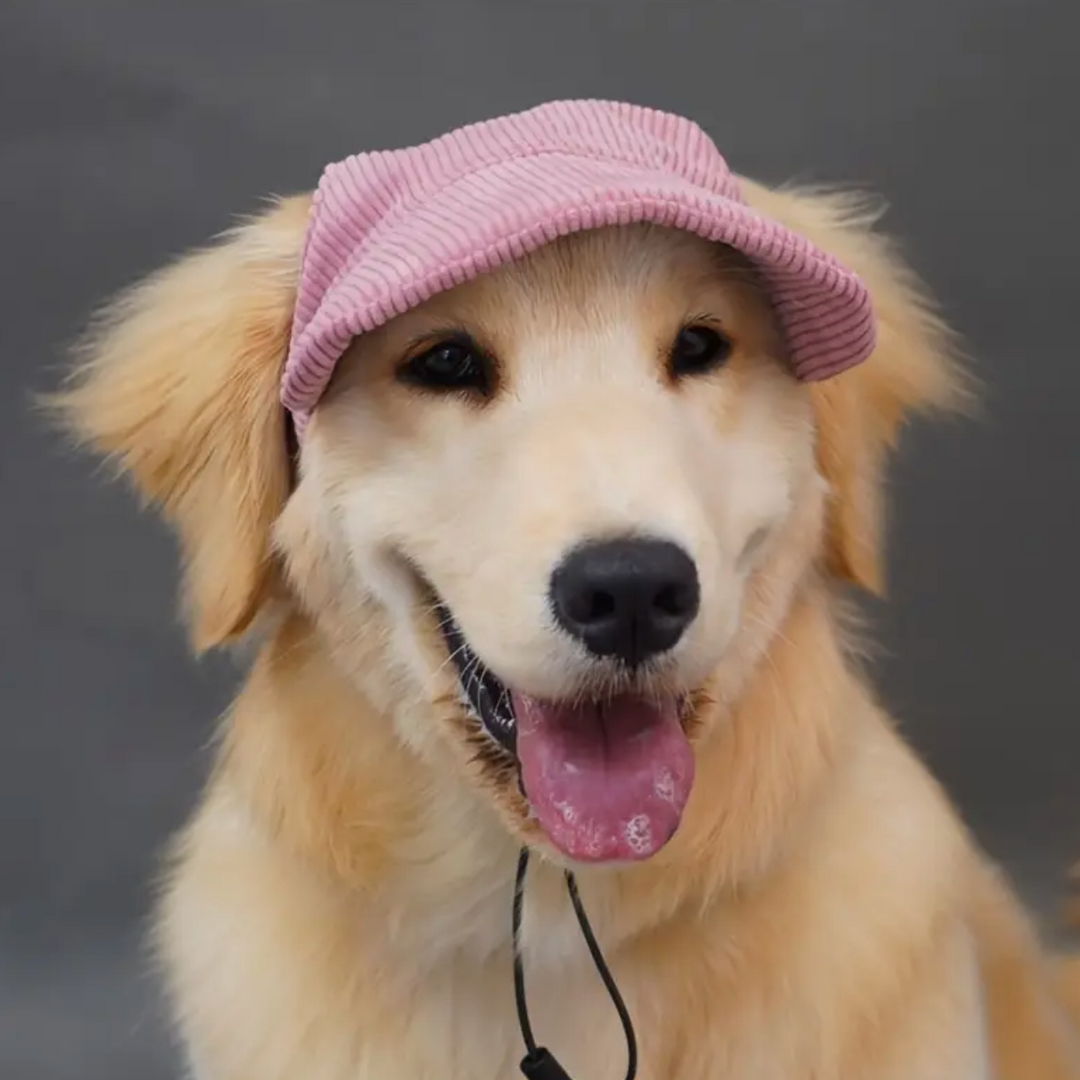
top-left (54, 176), bottom-right (1080, 1078)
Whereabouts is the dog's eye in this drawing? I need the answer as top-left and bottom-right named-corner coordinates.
top-left (669, 324), bottom-right (732, 378)
top-left (399, 336), bottom-right (492, 395)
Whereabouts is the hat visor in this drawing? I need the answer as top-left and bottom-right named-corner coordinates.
top-left (283, 152), bottom-right (875, 418)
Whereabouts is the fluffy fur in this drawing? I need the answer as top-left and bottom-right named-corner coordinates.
top-left (53, 178), bottom-right (1080, 1079)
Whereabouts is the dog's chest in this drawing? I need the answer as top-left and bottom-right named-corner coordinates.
top-left (354, 956), bottom-right (642, 1080)
top-left (350, 872), bottom-right (757, 1080)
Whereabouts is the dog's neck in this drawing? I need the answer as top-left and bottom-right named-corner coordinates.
top-left (219, 582), bottom-right (866, 975)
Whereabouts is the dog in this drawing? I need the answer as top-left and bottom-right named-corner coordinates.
top-left (54, 102), bottom-right (1080, 1079)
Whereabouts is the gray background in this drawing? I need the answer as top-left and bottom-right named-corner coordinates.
top-left (2, 0), bottom-right (1077, 1077)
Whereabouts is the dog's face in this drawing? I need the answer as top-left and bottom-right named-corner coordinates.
top-left (282, 224), bottom-right (825, 863)
top-left (58, 188), bottom-right (962, 871)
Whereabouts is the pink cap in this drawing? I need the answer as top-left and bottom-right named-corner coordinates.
top-left (283, 99), bottom-right (875, 430)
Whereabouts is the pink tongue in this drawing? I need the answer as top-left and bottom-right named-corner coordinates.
top-left (513, 692), bottom-right (695, 863)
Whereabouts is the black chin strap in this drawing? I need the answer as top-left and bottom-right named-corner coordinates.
top-left (512, 848), bottom-right (638, 1080)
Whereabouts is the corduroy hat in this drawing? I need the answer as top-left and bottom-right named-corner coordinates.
top-left (282, 100), bottom-right (875, 432)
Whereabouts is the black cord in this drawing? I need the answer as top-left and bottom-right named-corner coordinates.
top-left (511, 846), bottom-right (638, 1080)
top-left (564, 871), bottom-right (638, 1080)
top-left (512, 848), bottom-right (539, 1058)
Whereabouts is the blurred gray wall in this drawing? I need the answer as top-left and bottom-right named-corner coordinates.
top-left (1, 1), bottom-right (1077, 1076)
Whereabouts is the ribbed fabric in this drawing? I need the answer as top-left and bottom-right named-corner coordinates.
top-left (283, 100), bottom-right (876, 430)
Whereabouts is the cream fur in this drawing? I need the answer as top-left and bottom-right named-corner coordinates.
top-left (53, 180), bottom-right (1080, 1079)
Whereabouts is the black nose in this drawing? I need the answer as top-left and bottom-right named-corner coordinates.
top-left (550, 538), bottom-right (700, 667)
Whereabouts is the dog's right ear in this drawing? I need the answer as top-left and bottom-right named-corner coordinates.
top-left (740, 179), bottom-right (974, 597)
top-left (50, 195), bottom-right (312, 652)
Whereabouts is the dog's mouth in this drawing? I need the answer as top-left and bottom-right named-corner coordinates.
top-left (437, 605), bottom-right (519, 755)
top-left (436, 605), bottom-right (696, 863)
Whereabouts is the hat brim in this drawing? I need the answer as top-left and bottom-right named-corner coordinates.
top-left (283, 152), bottom-right (875, 419)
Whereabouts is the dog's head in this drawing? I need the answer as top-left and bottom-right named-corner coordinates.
top-left (54, 183), bottom-right (967, 866)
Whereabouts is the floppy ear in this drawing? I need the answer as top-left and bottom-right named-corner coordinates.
top-left (741, 179), bottom-right (974, 596)
top-left (51, 194), bottom-right (312, 651)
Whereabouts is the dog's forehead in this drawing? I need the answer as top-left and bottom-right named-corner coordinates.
top-left (484, 224), bottom-right (742, 306)
top-left (326, 223), bottom-right (781, 401)
top-left (409, 226), bottom-right (768, 345)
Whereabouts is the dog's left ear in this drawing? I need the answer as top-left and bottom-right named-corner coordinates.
top-left (741, 180), bottom-right (974, 596)
top-left (51, 195), bottom-right (312, 651)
